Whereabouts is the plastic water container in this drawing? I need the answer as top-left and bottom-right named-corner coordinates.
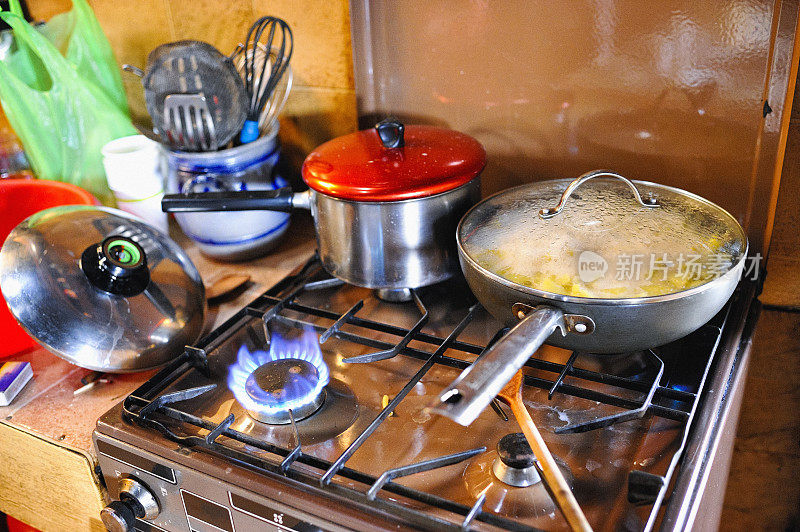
top-left (165, 123), bottom-right (289, 261)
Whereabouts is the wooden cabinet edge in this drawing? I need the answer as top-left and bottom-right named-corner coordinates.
top-left (0, 421), bottom-right (106, 531)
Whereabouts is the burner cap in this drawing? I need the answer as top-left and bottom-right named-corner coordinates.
top-left (493, 433), bottom-right (541, 487)
top-left (466, 445), bottom-right (575, 518)
top-left (497, 432), bottom-right (536, 468)
top-left (375, 288), bottom-right (413, 302)
top-left (244, 359), bottom-right (326, 424)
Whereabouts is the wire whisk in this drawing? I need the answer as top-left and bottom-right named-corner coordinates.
top-left (239, 16), bottom-right (293, 144)
top-left (231, 43), bottom-right (293, 138)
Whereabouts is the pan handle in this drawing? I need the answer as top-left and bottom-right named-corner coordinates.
top-left (427, 306), bottom-right (566, 426)
top-left (539, 170), bottom-right (659, 219)
top-left (161, 188), bottom-right (309, 213)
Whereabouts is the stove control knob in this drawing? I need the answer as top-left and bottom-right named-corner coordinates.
top-left (100, 478), bottom-right (160, 532)
top-left (100, 501), bottom-right (136, 532)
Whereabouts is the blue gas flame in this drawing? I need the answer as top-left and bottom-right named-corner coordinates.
top-left (228, 327), bottom-right (330, 416)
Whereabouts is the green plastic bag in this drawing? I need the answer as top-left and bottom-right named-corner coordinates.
top-left (0, 3), bottom-right (134, 205)
top-left (27, 0), bottom-right (129, 114)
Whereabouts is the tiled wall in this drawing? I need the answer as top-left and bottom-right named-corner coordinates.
top-left (27, 0), bottom-right (358, 175)
top-left (349, 0), bottom-right (799, 255)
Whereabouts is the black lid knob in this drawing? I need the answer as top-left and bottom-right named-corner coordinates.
top-left (375, 117), bottom-right (405, 148)
top-left (81, 236), bottom-right (150, 296)
top-left (497, 432), bottom-right (536, 469)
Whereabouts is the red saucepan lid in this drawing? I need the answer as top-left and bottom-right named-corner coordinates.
top-left (302, 118), bottom-right (486, 202)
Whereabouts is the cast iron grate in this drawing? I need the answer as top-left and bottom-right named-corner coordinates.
top-left (122, 254), bottom-right (732, 531)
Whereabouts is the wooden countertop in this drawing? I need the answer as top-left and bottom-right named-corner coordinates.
top-left (0, 214), bottom-right (317, 531)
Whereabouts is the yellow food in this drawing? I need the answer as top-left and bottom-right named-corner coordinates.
top-left (473, 249), bottom-right (719, 299)
top-left (462, 179), bottom-right (742, 299)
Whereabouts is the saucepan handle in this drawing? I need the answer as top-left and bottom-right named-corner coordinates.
top-left (428, 306), bottom-right (566, 426)
top-left (539, 169), bottom-right (660, 219)
top-left (161, 188), bottom-right (307, 213)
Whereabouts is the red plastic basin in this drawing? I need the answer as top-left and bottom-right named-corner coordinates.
top-left (0, 179), bottom-right (96, 357)
top-left (6, 515), bottom-right (40, 532)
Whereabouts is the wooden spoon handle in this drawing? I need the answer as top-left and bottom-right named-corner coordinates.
top-left (206, 273), bottom-right (251, 301)
top-left (508, 397), bottom-right (593, 532)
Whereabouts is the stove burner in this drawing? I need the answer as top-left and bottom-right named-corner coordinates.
top-left (463, 432), bottom-right (576, 519)
top-left (463, 433), bottom-right (575, 519)
top-left (493, 433), bottom-right (541, 487)
top-left (228, 328), bottom-right (330, 425)
top-left (375, 288), bottom-right (413, 302)
top-left (244, 359), bottom-right (326, 423)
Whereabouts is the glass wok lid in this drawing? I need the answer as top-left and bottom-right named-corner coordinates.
top-left (459, 171), bottom-right (747, 300)
top-left (0, 206), bottom-right (205, 372)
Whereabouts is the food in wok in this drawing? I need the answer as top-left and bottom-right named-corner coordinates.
top-left (461, 176), bottom-right (744, 299)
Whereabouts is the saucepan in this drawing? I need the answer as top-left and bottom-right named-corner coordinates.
top-left (162, 118), bottom-right (486, 294)
top-left (430, 170), bottom-right (747, 425)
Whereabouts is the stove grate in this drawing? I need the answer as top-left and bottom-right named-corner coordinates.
top-left (320, 302), bottom-right (481, 486)
top-left (554, 350), bottom-right (664, 433)
top-left (122, 254), bottom-right (732, 530)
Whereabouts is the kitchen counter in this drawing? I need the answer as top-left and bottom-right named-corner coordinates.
top-left (0, 214), bottom-right (317, 532)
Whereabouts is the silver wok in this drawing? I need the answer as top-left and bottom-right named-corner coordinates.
top-left (430, 171), bottom-right (747, 426)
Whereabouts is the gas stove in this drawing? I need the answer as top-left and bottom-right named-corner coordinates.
top-left (93, 254), bottom-right (759, 531)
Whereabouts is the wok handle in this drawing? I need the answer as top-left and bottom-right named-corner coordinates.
top-left (539, 170), bottom-right (659, 219)
top-left (427, 306), bottom-right (566, 426)
top-left (161, 188), bottom-right (303, 213)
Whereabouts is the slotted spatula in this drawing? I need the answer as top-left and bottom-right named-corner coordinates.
top-left (162, 93), bottom-right (217, 151)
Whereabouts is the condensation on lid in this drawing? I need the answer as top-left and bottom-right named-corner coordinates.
top-left (460, 178), bottom-right (747, 299)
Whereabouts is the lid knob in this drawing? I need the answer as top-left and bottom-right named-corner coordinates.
top-left (375, 117), bottom-right (405, 148)
top-left (81, 236), bottom-right (150, 297)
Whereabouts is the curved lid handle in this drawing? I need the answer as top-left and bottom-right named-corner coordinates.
top-left (539, 170), bottom-right (659, 219)
top-left (375, 117), bottom-right (405, 148)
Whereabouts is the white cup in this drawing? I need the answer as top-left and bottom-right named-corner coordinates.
top-left (101, 135), bottom-right (168, 233)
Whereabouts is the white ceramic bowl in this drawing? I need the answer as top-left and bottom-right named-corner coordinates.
top-left (165, 124), bottom-right (290, 261)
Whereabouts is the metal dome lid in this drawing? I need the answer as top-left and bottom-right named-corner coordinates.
top-left (302, 118), bottom-right (486, 202)
top-left (0, 206), bottom-right (205, 372)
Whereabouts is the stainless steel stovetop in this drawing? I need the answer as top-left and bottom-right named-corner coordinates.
top-left (93, 255), bottom-right (759, 532)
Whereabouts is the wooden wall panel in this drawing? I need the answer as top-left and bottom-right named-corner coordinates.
top-left (762, 78), bottom-right (800, 308)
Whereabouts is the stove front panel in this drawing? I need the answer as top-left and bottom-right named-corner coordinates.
top-left (94, 432), bottom-right (351, 532)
